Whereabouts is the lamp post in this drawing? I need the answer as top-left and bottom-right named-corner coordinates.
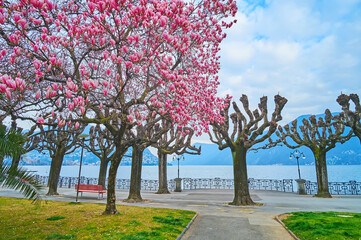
top-left (289, 150), bottom-right (305, 179)
top-left (173, 154), bottom-right (184, 179)
top-left (289, 150), bottom-right (306, 195)
top-left (75, 134), bottom-right (89, 202)
top-left (173, 154), bottom-right (184, 192)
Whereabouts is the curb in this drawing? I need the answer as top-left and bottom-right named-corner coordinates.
top-left (275, 215), bottom-right (300, 240)
top-left (177, 213), bottom-right (198, 240)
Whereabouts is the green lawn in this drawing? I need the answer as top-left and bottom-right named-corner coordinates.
top-left (281, 211), bottom-right (361, 240)
top-left (0, 197), bottom-right (195, 240)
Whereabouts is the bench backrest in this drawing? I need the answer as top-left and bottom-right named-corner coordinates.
top-left (75, 184), bottom-right (103, 191)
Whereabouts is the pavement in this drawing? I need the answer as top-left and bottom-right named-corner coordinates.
top-left (1, 188), bottom-right (360, 240)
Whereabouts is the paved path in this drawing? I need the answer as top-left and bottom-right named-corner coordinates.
top-left (1, 188), bottom-right (360, 240)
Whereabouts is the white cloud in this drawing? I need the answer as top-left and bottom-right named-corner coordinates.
top-left (217, 0), bottom-right (361, 126)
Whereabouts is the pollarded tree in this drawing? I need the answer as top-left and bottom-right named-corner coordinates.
top-left (1, 0), bottom-right (236, 214)
top-left (337, 94), bottom-right (361, 143)
top-left (87, 124), bottom-right (115, 189)
top-left (209, 94), bottom-right (287, 205)
top-left (276, 109), bottom-right (352, 198)
top-left (153, 120), bottom-right (200, 194)
top-left (126, 116), bottom-right (168, 202)
top-left (38, 119), bottom-right (87, 195)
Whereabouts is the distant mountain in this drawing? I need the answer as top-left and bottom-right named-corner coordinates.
top-left (17, 112), bottom-right (361, 166)
top-left (181, 138), bottom-right (361, 165)
top-left (20, 147), bottom-right (158, 166)
top-left (181, 112), bottom-right (361, 166)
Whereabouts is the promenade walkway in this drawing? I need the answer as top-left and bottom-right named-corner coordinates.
top-left (1, 188), bottom-right (360, 240)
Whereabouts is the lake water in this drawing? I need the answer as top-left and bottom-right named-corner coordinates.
top-left (24, 165), bottom-right (361, 182)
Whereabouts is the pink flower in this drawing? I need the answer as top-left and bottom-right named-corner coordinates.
top-left (89, 80), bottom-right (98, 89)
top-left (0, 13), bottom-right (5, 24)
top-left (75, 122), bottom-right (80, 129)
top-left (103, 50), bottom-right (109, 60)
top-left (88, 2), bottom-right (96, 13)
top-left (0, 84), bottom-right (6, 93)
top-left (33, 60), bottom-right (41, 70)
top-left (80, 106), bottom-right (85, 115)
top-left (82, 80), bottom-right (90, 90)
top-left (127, 115), bottom-right (134, 122)
top-left (35, 90), bottom-right (41, 100)
top-left (13, 13), bottom-right (21, 23)
top-left (1, 49), bottom-right (7, 56)
top-left (49, 57), bottom-right (56, 65)
top-left (5, 88), bottom-right (11, 99)
top-left (18, 19), bottom-right (28, 29)
top-left (66, 90), bottom-right (72, 98)
top-left (68, 102), bottom-right (74, 111)
top-left (37, 117), bottom-right (45, 124)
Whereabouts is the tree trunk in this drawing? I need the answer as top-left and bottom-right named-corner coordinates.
top-left (230, 145), bottom-right (254, 205)
top-left (103, 146), bottom-right (125, 215)
top-left (98, 155), bottom-right (109, 189)
top-left (157, 151), bottom-right (169, 194)
top-left (47, 149), bottom-right (65, 195)
top-left (314, 150), bottom-right (331, 198)
top-left (126, 145), bottom-right (144, 202)
top-left (11, 155), bottom-right (21, 169)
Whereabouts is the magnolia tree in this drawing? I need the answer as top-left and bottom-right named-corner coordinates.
top-left (38, 119), bottom-right (86, 195)
top-left (87, 124), bottom-right (115, 189)
top-left (126, 116), bottom-right (167, 202)
top-left (1, 0), bottom-right (236, 214)
top-left (209, 94), bottom-right (287, 205)
top-left (276, 110), bottom-right (352, 198)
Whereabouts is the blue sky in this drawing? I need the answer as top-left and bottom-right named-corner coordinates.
top-left (217, 0), bottom-right (361, 124)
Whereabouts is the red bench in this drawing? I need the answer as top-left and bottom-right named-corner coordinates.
top-left (75, 184), bottom-right (106, 199)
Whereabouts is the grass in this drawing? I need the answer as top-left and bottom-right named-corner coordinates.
top-left (281, 211), bottom-right (361, 240)
top-left (0, 197), bottom-right (196, 240)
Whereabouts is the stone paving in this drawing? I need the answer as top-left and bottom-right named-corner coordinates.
top-left (1, 188), bottom-right (360, 240)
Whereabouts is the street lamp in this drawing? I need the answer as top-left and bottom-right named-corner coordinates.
top-left (172, 154), bottom-right (184, 179)
top-left (75, 134), bottom-right (89, 202)
top-left (289, 150), bottom-right (306, 179)
top-left (172, 154), bottom-right (184, 192)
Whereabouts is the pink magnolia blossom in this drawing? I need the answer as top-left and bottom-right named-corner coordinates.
top-left (66, 90), bottom-right (72, 98)
top-left (35, 90), bottom-right (41, 100)
top-left (68, 102), bottom-right (74, 111)
top-left (0, 84), bottom-right (6, 93)
top-left (82, 80), bottom-right (90, 90)
top-left (127, 115), bottom-right (134, 122)
top-left (33, 60), bottom-right (41, 70)
top-left (37, 117), bottom-right (45, 124)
